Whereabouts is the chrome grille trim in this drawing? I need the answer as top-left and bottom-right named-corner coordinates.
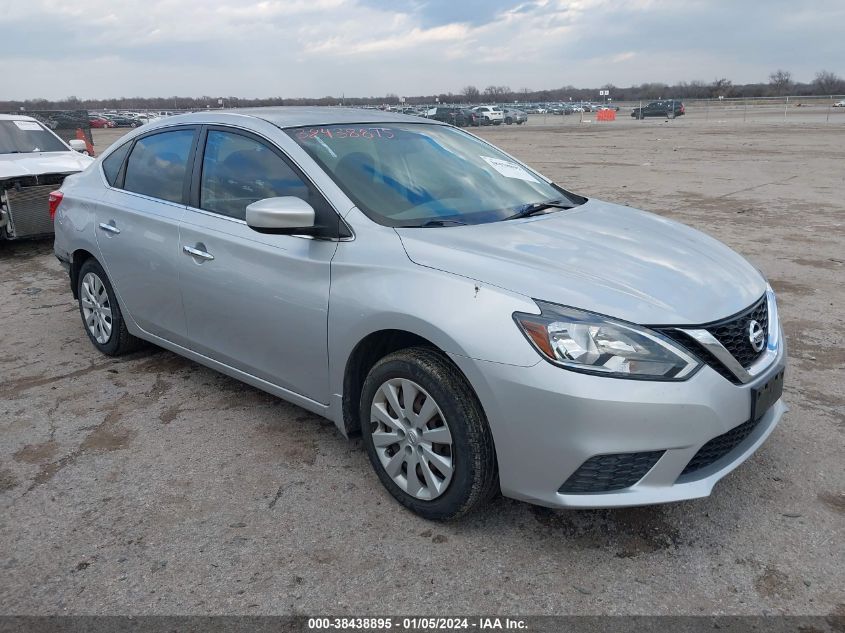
top-left (673, 288), bottom-right (780, 384)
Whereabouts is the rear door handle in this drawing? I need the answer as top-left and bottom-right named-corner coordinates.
top-left (183, 245), bottom-right (214, 261)
top-left (98, 222), bottom-right (120, 234)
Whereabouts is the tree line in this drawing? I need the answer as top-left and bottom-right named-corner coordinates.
top-left (2, 70), bottom-right (842, 112)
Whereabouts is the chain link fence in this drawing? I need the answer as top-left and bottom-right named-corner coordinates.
top-left (525, 95), bottom-right (845, 126)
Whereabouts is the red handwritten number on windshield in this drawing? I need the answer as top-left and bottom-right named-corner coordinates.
top-left (297, 128), bottom-right (394, 141)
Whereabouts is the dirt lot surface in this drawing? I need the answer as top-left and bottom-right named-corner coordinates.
top-left (1, 118), bottom-right (843, 616)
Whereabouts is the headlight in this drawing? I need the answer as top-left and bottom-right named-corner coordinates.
top-left (514, 301), bottom-right (701, 380)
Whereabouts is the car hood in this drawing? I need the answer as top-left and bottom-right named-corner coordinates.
top-left (0, 152), bottom-right (94, 180)
top-left (395, 199), bottom-right (766, 325)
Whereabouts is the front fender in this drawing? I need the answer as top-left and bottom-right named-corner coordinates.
top-left (326, 213), bottom-right (540, 428)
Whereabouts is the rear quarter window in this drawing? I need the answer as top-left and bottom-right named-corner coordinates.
top-left (101, 141), bottom-right (131, 186)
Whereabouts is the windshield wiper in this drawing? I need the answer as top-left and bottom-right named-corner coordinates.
top-left (504, 199), bottom-right (573, 220)
top-left (414, 219), bottom-right (468, 228)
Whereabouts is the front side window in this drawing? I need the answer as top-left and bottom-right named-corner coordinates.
top-left (123, 129), bottom-right (195, 203)
top-left (199, 130), bottom-right (310, 221)
top-left (288, 123), bottom-right (579, 227)
top-left (0, 120), bottom-right (68, 154)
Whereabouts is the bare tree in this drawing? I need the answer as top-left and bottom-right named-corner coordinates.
top-left (710, 78), bottom-right (733, 98)
top-left (483, 85), bottom-right (512, 101)
top-left (813, 70), bottom-right (844, 94)
top-left (463, 85), bottom-right (480, 103)
top-left (639, 82), bottom-right (668, 100)
top-left (768, 69), bottom-right (792, 95)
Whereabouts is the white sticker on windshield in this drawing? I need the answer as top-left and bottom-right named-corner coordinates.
top-left (481, 156), bottom-right (539, 183)
top-left (13, 120), bottom-right (43, 131)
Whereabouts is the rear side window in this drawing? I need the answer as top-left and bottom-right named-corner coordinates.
top-left (199, 130), bottom-right (310, 220)
top-left (123, 129), bottom-right (194, 203)
top-left (101, 141), bottom-right (131, 186)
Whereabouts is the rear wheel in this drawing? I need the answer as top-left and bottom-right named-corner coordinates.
top-left (77, 258), bottom-right (141, 356)
top-left (360, 348), bottom-right (498, 520)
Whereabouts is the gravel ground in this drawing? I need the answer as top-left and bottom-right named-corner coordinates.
top-left (0, 118), bottom-right (843, 616)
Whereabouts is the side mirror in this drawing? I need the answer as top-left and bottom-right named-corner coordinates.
top-left (245, 197), bottom-right (316, 234)
top-left (68, 139), bottom-right (89, 154)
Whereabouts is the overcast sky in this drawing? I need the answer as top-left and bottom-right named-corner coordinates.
top-left (5, 0), bottom-right (843, 100)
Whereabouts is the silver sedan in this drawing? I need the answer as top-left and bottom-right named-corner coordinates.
top-left (53, 108), bottom-right (786, 520)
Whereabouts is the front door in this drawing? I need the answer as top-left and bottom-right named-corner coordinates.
top-left (178, 127), bottom-right (337, 402)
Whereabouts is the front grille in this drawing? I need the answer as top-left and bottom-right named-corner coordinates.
top-left (660, 329), bottom-right (737, 382)
top-left (707, 296), bottom-right (768, 368)
top-left (559, 450), bottom-right (664, 494)
top-left (680, 417), bottom-right (761, 477)
top-left (658, 295), bottom-right (768, 384)
top-left (3, 183), bottom-right (57, 238)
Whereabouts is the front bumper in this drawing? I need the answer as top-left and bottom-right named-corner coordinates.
top-left (450, 327), bottom-right (786, 508)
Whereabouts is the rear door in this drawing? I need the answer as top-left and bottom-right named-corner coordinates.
top-left (94, 126), bottom-right (197, 345)
top-left (177, 126), bottom-right (338, 402)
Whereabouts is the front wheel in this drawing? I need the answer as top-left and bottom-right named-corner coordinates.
top-left (505, 117), bottom-right (513, 125)
top-left (77, 258), bottom-right (141, 356)
top-left (360, 348), bottom-right (498, 520)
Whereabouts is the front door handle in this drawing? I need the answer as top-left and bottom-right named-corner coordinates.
top-left (98, 222), bottom-right (120, 234)
top-left (183, 245), bottom-right (214, 261)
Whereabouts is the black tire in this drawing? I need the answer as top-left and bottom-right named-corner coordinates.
top-left (360, 347), bottom-right (498, 520)
top-left (77, 258), bottom-right (142, 356)
top-left (505, 117), bottom-right (513, 125)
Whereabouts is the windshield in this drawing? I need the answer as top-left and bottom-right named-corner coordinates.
top-left (288, 123), bottom-right (579, 226)
top-left (0, 120), bottom-right (68, 154)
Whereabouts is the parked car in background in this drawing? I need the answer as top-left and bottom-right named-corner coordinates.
top-left (632, 100), bottom-right (686, 119)
top-left (53, 107), bottom-right (785, 520)
top-left (549, 104), bottom-right (572, 115)
top-left (502, 108), bottom-right (527, 125)
top-left (426, 107), bottom-right (478, 127)
top-left (833, 100), bottom-right (845, 108)
top-left (0, 114), bottom-right (93, 240)
top-left (44, 112), bottom-right (89, 130)
top-left (459, 108), bottom-right (482, 127)
top-left (472, 105), bottom-right (504, 125)
top-left (89, 116), bottom-right (115, 129)
top-left (104, 114), bottom-right (143, 128)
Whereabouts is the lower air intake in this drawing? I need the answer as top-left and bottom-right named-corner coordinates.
top-left (558, 451), bottom-right (665, 494)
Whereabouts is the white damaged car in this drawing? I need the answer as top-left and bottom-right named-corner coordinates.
top-left (1, 114), bottom-right (93, 240)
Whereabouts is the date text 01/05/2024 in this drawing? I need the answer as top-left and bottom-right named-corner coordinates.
top-left (306, 616), bottom-right (528, 630)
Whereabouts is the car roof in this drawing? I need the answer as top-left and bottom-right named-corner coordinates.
top-left (143, 106), bottom-right (447, 130)
top-left (0, 114), bottom-right (36, 122)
